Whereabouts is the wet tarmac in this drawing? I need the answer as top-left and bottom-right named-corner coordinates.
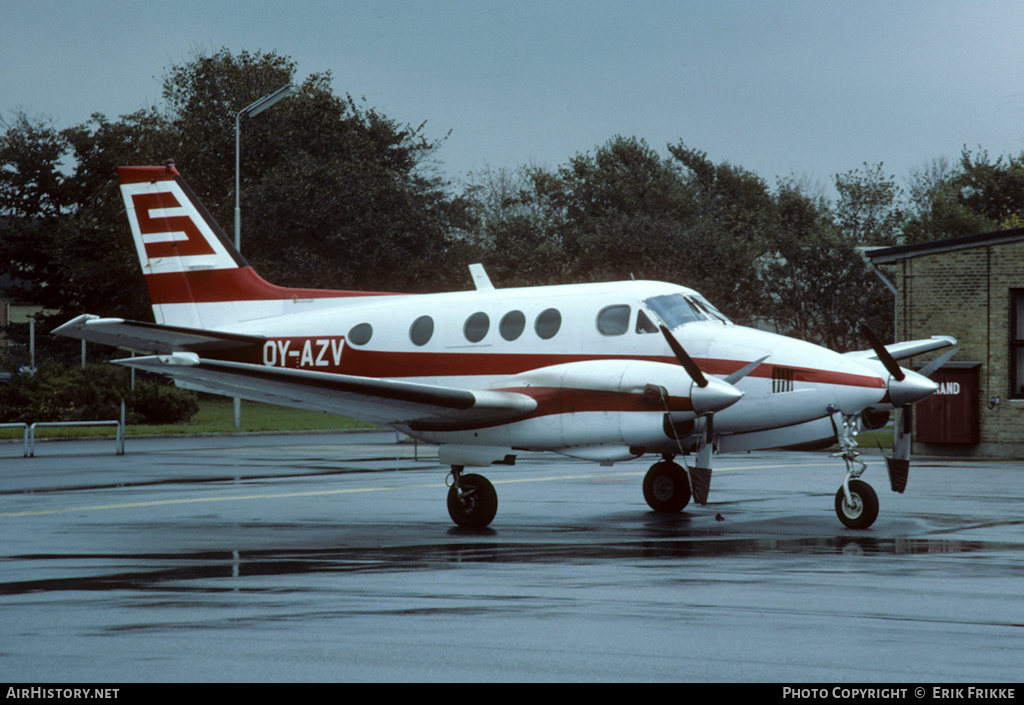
top-left (1, 432), bottom-right (1022, 682)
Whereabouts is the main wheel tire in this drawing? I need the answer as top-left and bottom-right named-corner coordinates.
top-left (643, 461), bottom-right (691, 512)
top-left (835, 479), bottom-right (879, 529)
top-left (447, 473), bottom-right (498, 528)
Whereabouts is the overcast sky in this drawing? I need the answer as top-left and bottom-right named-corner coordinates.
top-left (4, 0), bottom-right (1024, 195)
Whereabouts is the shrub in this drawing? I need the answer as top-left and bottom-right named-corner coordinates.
top-left (0, 361), bottom-right (197, 425)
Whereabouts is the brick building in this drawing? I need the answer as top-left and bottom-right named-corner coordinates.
top-left (866, 228), bottom-right (1024, 458)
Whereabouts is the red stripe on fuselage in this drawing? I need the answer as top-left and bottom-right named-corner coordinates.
top-left (219, 343), bottom-right (884, 391)
top-left (335, 347), bottom-right (884, 390)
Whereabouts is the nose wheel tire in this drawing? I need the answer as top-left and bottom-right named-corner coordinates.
top-left (835, 479), bottom-right (879, 529)
top-left (643, 461), bottom-right (691, 512)
top-left (447, 473), bottom-right (498, 528)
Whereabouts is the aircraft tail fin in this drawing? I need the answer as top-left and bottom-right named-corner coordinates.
top-left (118, 163), bottom-right (387, 329)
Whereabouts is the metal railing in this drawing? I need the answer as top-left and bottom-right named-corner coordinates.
top-left (0, 423), bottom-right (30, 457)
top-left (27, 420), bottom-right (125, 457)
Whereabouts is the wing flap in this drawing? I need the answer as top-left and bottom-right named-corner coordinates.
top-left (53, 314), bottom-right (264, 354)
top-left (115, 354), bottom-right (537, 427)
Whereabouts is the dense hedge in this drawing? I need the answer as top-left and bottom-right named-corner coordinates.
top-left (0, 362), bottom-right (198, 425)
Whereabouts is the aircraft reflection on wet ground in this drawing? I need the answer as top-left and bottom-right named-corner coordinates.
top-left (0, 533), bottom-right (1010, 598)
top-left (2, 432), bottom-right (1023, 682)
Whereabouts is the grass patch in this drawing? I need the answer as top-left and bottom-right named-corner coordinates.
top-left (0, 398), bottom-right (373, 439)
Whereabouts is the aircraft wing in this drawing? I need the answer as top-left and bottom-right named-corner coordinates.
top-left (53, 314), bottom-right (264, 354)
top-left (115, 353), bottom-right (538, 427)
top-left (844, 335), bottom-right (956, 363)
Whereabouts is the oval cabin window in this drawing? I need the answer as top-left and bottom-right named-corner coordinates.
top-left (500, 311), bottom-right (526, 341)
top-left (535, 308), bottom-right (561, 340)
top-left (409, 316), bottom-right (434, 346)
top-left (347, 323), bottom-right (373, 346)
top-left (464, 312), bottom-right (490, 343)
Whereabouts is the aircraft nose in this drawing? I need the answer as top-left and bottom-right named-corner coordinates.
top-left (888, 369), bottom-right (939, 406)
top-left (691, 377), bottom-right (744, 416)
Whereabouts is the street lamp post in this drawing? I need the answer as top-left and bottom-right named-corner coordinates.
top-left (234, 83), bottom-right (296, 252)
top-left (232, 84), bottom-right (296, 428)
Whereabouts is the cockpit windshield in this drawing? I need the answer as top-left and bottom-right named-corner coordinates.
top-left (691, 295), bottom-right (731, 324)
top-left (644, 293), bottom-right (732, 328)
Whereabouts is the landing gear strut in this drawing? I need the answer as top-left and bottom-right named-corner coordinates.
top-left (446, 466), bottom-right (498, 528)
top-left (832, 413), bottom-right (879, 529)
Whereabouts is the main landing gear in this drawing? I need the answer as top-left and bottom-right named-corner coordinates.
top-left (642, 455), bottom-right (712, 513)
top-left (447, 466), bottom-right (498, 528)
top-left (643, 459), bottom-right (690, 512)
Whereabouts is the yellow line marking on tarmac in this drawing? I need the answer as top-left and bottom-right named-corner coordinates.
top-left (0, 463), bottom-right (805, 518)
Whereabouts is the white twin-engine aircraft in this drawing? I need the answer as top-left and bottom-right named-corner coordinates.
top-left (55, 163), bottom-right (957, 530)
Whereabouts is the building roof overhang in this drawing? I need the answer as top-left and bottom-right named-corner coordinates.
top-left (866, 227), bottom-right (1024, 264)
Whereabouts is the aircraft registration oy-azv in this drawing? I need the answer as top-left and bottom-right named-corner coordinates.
top-left (55, 162), bottom-right (958, 529)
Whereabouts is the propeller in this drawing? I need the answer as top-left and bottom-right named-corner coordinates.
top-left (858, 324), bottom-right (954, 494)
top-left (658, 324), bottom-right (744, 504)
top-left (888, 345), bottom-right (959, 493)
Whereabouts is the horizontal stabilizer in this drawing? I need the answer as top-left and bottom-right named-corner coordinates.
top-left (53, 314), bottom-right (264, 354)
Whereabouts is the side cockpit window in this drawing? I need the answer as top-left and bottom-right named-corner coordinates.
top-left (635, 310), bottom-right (658, 334)
top-left (597, 305), bottom-right (630, 336)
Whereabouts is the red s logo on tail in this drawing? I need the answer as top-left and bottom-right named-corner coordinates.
top-left (132, 191), bottom-right (216, 259)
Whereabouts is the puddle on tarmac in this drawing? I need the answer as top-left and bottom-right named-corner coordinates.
top-left (1, 535), bottom-right (1015, 596)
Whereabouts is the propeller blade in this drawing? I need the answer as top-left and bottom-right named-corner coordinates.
top-left (659, 325), bottom-right (708, 388)
top-left (692, 415), bottom-right (713, 505)
top-left (886, 406), bottom-right (912, 493)
top-left (918, 347), bottom-right (959, 378)
top-left (723, 355), bottom-right (769, 385)
top-left (859, 324), bottom-right (905, 382)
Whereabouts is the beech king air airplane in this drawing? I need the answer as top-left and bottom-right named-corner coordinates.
top-left (55, 163), bottom-right (957, 529)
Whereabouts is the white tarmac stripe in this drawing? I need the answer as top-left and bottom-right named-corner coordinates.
top-left (0, 465), bottom-right (798, 518)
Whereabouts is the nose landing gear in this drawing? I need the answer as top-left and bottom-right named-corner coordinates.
top-left (835, 479), bottom-right (879, 529)
top-left (832, 413), bottom-right (880, 529)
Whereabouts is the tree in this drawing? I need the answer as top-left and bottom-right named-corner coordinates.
top-left (459, 166), bottom-right (568, 287)
top-left (758, 178), bottom-right (890, 351)
top-left (667, 143), bottom-right (777, 322)
top-left (955, 148), bottom-right (1024, 227)
top-left (160, 49), bottom-right (470, 292)
top-left (0, 113), bottom-right (70, 218)
top-left (900, 148), bottom-right (1024, 242)
top-left (834, 162), bottom-right (905, 246)
top-left (546, 136), bottom-right (699, 284)
top-left (1, 47), bottom-right (475, 343)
